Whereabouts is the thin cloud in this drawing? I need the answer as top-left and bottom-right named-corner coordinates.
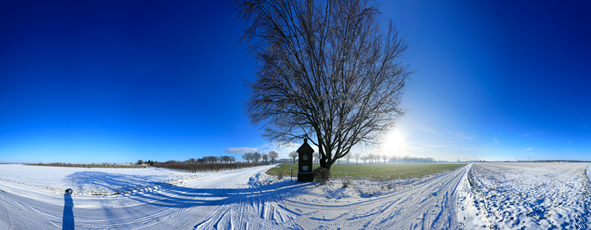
top-left (417, 124), bottom-right (438, 135)
top-left (405, 142), bottom-right (452, 149)
top-left (493, 137), bottom-right (501, 144)
top-left (445, 129), bottom-right (475, 140)
top-left (522, 147), bottom-right (533, 152)
top-left (225, 147), bottom-right (258, 154)
top-left (402, 124), bottom-right (439, 139)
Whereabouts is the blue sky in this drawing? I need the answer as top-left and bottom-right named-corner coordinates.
top-left (1, 0), bottom-right (590, 163)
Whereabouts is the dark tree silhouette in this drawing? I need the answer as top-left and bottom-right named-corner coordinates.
top-left (288, 151), bottom-right (298, 164)
top-left (242, 152), bottom-right (253, 163)
top-left (262, 153), bottom-right (268, 163)
top-left (268, 151), bottom-right (278, 163)
top-left (252, 152), bottom-right (261, 163)
top-left (238, 0), bottom-right (411, 170)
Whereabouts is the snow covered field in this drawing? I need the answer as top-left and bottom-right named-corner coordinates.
top-left (458, 163), bottom-right (591, 229)
top-left (1, 163), bottom-right (590, 229)
top-left (0, 164), bottom-right (203, 195)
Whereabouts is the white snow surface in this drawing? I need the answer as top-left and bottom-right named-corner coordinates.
top-left (0, 164), bottom-right (203, 195)
top-left (4, 163), bottom-right (590, 229)
top-left (458, 163), bottom-right (591, 230)
top-left (0, 163), bottom-right (472, 229)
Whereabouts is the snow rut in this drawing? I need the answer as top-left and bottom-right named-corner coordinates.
top-left (193, 170), bottom-right (297, 230)
top-left (462, 163), bottom-right (591, 229)
top-left (280, 165), bottom-right (469, 229)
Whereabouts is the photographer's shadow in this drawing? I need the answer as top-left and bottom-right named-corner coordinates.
top-left (62, 188), bottom-right (74, 230)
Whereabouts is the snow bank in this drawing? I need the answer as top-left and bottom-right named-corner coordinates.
top-left (0, 164), bottom-right (203, 195)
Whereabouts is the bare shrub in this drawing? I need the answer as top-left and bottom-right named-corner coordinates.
top-left (277, 171), bottom-right (284, 180)
top-left (342, 179), bottom-right (351, 188)
top-left (313, 168), bottom-right (331, 184)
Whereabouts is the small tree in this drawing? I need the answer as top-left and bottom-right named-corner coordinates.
top-left (361, 156), bottom-right (368, 164)
top-left (229, 156), bottom-right (236, 163)
top-left (268, 151), bottom-right (278, 164)
top-left (242, 153), bottom-right (253, 163)
top-left (136, 160), bottom-right (143, 165)
top-left (252, 152), bottom-right (261, 163)
top-left (207, 156), bottom-right (218, 163)
top-left (353, 152), bottom-right (361, 164)
top-left (288, 151), bottom-right (298, 164)
top-left (262, 153), bottom-right (268, 163)
top-left (382, 155), bottom-right (388, 164)
top-left (344, 153), bottom-right (352, 164)
top-left (313, 152), bottom-right (320, 163)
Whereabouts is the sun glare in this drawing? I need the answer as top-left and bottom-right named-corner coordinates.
top-left (382, 130), bottom-right (406, 153)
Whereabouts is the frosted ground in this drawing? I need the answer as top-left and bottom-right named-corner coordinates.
top-left (458, 163), bottom-right (591, 229)
top-left (0, 163), bottom-right (590, 229)
top-left (0, 164), bottom-right (203, 195)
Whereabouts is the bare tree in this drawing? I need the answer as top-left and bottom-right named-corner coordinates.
top-left (353, 152), bottom-right (361, 164)
top-left (344, 153), bottom-right (352, 164)
top-left (313, 152), bottom-right (320, 163)
top-left (238, 0), bottom-right (410, 171)
top-left (262, 153), bottom-right (268, 163)
top-left (252, 152), bottom-right (261, 163)
top-left (242, 152), bottom-right (253, 163)
top-left (382, 155), bottom-right (388, 164)
top-left (361, 156), bottom-right (368, 164)
top-left (368, 153), bottom-right (375, 164)
top-left (288, 151), bottom-right (298, 164)
top-left (268, 151), bottom-right (278, 163)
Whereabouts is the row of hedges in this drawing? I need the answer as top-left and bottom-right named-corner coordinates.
top-left (26, 163), bottom-right (147, 169)
top-left (154, 162), bottom-right (265, 173)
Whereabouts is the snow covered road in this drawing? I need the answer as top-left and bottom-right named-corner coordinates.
top-left (279, 165), bottom-right (469, 229)
top-left (0, 164), bottom-right (472, 229)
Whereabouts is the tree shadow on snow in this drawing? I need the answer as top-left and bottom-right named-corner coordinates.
top-left (124, 178), bottom-right (315, 211)
top-left (65, 170), bottom-right (314, 210)
top-left (65, 171), bottom-right (169, 194)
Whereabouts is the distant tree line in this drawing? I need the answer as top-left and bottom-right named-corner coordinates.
top-left (154, 155), bottom-right (264, 173)
top-left (389, 156), bottom-right (438, 164)
top-left (27, 162), bottom-right (148, 169)
top-left (285, 152), bottom-right (447, 164)
top-left (241, 151), bottom-right (278, 164)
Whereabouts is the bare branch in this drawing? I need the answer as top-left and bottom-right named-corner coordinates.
top-left (238, 0), bottom-right (410, 170)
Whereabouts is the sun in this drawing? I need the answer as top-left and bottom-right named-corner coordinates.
top-left (381, 129), bottom-right (406, 153)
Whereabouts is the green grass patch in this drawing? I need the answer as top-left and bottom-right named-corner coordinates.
top-left (266, 163), bottom-right (466, 181)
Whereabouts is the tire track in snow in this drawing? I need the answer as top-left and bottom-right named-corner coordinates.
top-left (278, 165), bottom-right (469, 229)
top-left (192, 166), bottom-right (298, 230)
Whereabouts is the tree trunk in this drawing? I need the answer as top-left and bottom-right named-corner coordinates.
top-left (320, 156), bottom-right (327, 168)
